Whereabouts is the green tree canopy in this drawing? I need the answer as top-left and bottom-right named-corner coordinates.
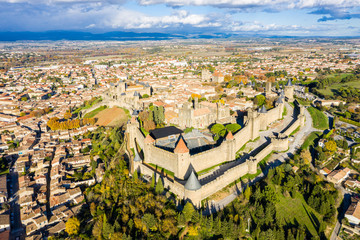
top-left (254, 94), bottom-right (266, 106)
top-left (225, 123), bottom-right (241, 133)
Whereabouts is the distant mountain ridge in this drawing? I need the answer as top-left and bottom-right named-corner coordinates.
top-left (0, 31), bottom-right (356, 41)
top-left (0, 31), bottom-right (187, 41)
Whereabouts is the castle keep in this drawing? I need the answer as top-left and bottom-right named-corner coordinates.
top-left (178, 98), bottom-right (235, 129)
top-left (104, 81), bottom-right (152, 110)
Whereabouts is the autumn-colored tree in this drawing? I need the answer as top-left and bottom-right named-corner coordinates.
top-left (64, 110), bottom-right (72, 120)
top-left (224, 75), bottom-right (232, 82)
top-left (188, 225), bottom-right (199, 236)
top-left (47, 117), bottom-right (95, 131)
top-left (191, 93), bottom-right (201, 99)
top-left (65, 217), bottom-right (80, 236)
top-left (138, 111), bottom-right (149, 124)
top-left (90, 202), bottom-right (97, 217)
top-left (325, 140), bottom-right (337, 153)
top-left (144, 119), bottom-right (156, 132)
top-left (300, 150), bottom-right (312, 165)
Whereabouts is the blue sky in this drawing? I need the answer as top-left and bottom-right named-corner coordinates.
top-left (1, 0), bottom-right (360, 36)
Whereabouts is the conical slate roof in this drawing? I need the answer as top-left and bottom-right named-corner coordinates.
top-left (134, 151), bottom-right (141, 162)
top-left (280, 90), bottom-right (285, 97)
top-left (184, 171), bottom-right (201, 191)
top-left (132, 110), bottom-right (139, 116)
top-left (286, 78), bottom-right (293, 86)
top-left (276, 97), bottom-right (283, 104)
top-left (259, 105), bottom-right (267, 113)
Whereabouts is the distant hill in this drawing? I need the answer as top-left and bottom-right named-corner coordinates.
top-left (0, 31), bottom-right (187, 41)
top-left (0, 31), bottom-right (353, 41)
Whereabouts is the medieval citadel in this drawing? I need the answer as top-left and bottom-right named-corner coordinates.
top-left (117, 78), bottom-right (304, 206)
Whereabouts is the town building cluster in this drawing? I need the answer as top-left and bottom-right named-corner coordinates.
top-left (0, 41), bottom-right (360, 238)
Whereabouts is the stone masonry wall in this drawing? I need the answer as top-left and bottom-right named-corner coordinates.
top-left (283, 118), bottom-right (301, 136)
top-left (233, 124), bottom-right (251, 150)
top-left (190, 141), bottom-right (231, 172)
top-left (145, 144), bottom-right (178, 174)
top-left (128, 102), bottom-right (303, 206)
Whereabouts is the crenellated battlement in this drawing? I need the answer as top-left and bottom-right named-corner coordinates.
top-left (127, 87), bottom-right (303, 206)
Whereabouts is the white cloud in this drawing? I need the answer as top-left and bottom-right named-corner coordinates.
top-left (137, 0), bottom-right (360, 9)
top-left (227, 20), bottom-right (329, 35)
top-left (102, 8), bottom-right (211, 29)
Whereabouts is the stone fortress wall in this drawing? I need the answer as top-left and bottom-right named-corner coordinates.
top-left (127, 82), bottom-right (302, 206)
top-left (129, 101), bottom-right (286, 178)
top-left (128, 98), bottom-right (305, 206)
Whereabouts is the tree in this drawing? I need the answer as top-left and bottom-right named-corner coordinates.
top-left (150, 173), bottom-right (155, 188)
top-left (90, 202), bottom-right (97, 217)
top-left (345, 112), bottom-right (351, 119)
top-left (275, 82), bottom-right (280, 90)
top-left (300, 150), bottom-right (312, 165)
top-left (153, 106), bottom-right (165, 126)
top-left (268, 76), bottom-right (276, 82)
top-left (182, 202), bottom-right (195, 223)
top-left (225, 123), bottom-right (241, 133)
top-left (64, 110), bottom-right (72, 120)
top-left (155, 178), bottom-right (164, 194)
top-left (244, 186), bottom-right (251, 200)
top-left (224, 75), bottom-right (232, 82)
top-left (142, 213), bottom-right (157, 232)
top-left (254, 94), bottom-right (266, 107)
top-left (325, 140), bottom-right (337, 153)
top-left (65, 217), bottom-right (80, 236)
top-left (188, 225), bottom-right (199, 236)
top-left (133, 169), bottom-right (138, 182)
top-left (211, 123), bottom-right (226, 136)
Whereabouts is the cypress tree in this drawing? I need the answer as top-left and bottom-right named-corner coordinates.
top-left (133, 170), bottom-right (138, 182)
top-left (150, 173), bottom-right (155, 188)
top-left (155, 178), bottom-right (164, 194)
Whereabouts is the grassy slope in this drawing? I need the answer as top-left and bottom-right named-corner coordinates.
top-left (308, 107), bottom-right (329, 130)
top-left (317, 80), bottom-right (360, 97)
top-left (84, 105), bottom-right (107, 118)
top-left (301, 131), bottom-right (322, 150)
top-left (275, 190), bottom-right (323, 237)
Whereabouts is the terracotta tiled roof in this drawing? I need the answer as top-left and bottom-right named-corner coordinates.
top-left (174, 137), bottom-right (189, 154)
top-left (144, 134), bottom-right (155, 143)
top-left (226, 131), bottom-right (234, 140)
top-left (346, 198), bottom-right (360, 220)
top-left (194, 108), bottom-right (211, 117)
top-left (213, 71), bottom-right (223, 77)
